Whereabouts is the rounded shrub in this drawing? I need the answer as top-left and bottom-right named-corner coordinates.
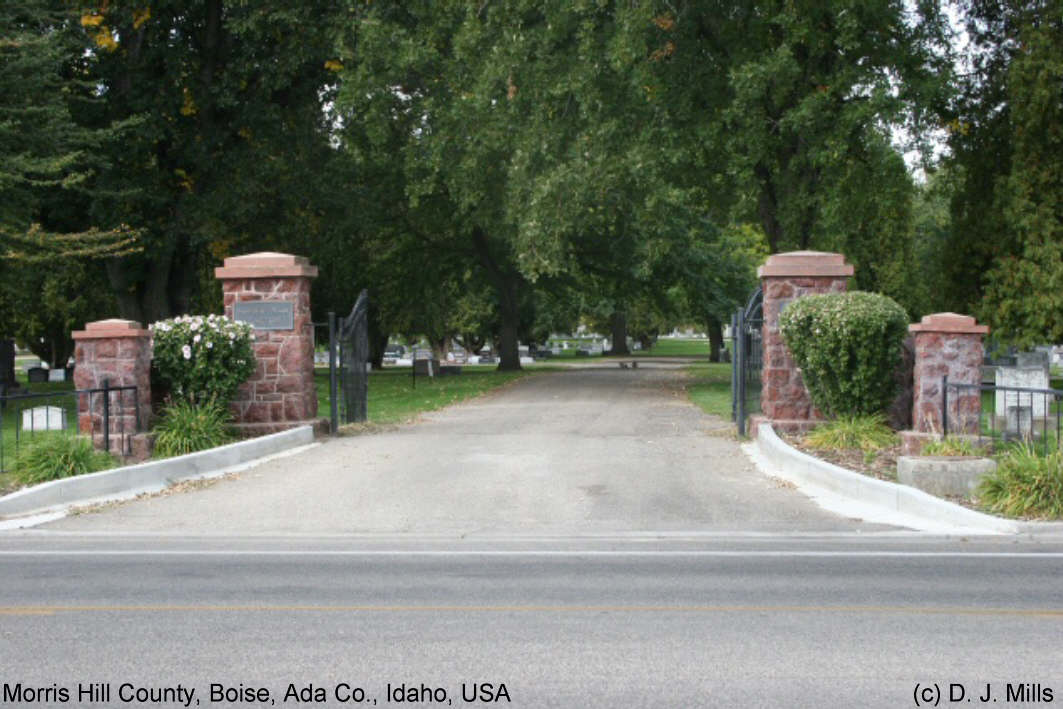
top-left (152, 399), bottom-right (234, 457)
top-left (150, 314), bottom-right (255, 405)
top-left (779, 291), bottom-right (909, 418)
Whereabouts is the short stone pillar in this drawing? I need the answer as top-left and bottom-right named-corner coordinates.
top-left (215, 252), bottom-right (320, 434)
top-left (758, 251), bottom-right (853, 425)
top-left (72, 319), bottom-right (152, 455)
top-left (909, 313), bottom-right (988, 435)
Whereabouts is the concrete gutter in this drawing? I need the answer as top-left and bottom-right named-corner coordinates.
top-left (745, 423), bottom-right (1022, 534)
top-left (0, 426), bottom-right (316, 523)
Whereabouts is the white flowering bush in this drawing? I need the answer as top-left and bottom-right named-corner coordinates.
top-left (150, 314), bottom-right (256, 405)
top-left (779, 292), bottom-right (909, 418)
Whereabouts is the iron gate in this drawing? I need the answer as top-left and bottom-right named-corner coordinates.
top-left (328, 289), bottom-right (369, 431)
top-left (731, 286), bottom-right (763, 437)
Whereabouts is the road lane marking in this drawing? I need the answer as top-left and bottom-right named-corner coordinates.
top-left (0, 605), bottom-right (1060, 617)
top-left (1, 550), bottom-right (1063, 558)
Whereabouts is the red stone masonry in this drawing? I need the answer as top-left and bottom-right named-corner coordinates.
top-left (72, 319), bottom-right (152, 455)
top-left (215, 252), bottom-right (320, 433)
top-left (909, 313), bottom-right (988, 435)
top-left (758, 251), bottom-right (854, 423)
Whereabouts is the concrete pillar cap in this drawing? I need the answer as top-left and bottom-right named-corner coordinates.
top-left (909, 312), bottom-right (990, 335)
top-left (757, 251), bottom-right (855, 278)
top-left (73, 319), bottom-right (150, 340)
top-left (215, 252), bottom-right (319, 279)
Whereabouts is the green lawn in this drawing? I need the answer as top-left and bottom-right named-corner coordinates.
top-left (315, 366), bottom-right (532, 425)
top-left (684, 362), bottom-right (733, 419)
top-left (634, 338), bottom-right (711, 357)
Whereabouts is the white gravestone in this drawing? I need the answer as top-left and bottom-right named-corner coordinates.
top-left (995, 366), bottom-right (1050, 421)
top-left (22, 405), bottom-right (67, 432)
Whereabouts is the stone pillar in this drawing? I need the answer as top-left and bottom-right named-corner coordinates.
top-left (758, 251), bottom-right (854, 426)
top-left (909, 313), bottom-right (988, 435)
top-left (72, 319), bottom-right (152, 456)
top-left (215, 252), bottom-right (320, 434)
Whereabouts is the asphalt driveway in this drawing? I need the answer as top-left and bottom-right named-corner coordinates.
top-left (47, 365), bottom-right (893, 535)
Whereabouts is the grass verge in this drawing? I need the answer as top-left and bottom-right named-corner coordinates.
top-left (315, 366), bottom-right (533, 424)
top-left (684, 362), bottom-right (733, 419)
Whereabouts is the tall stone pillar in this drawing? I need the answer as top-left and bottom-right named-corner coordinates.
top-left (72, 319), bottom-right (152, 455)
top-left (215, 252), bottom-right (321, 434)
top-left (758, 251), bottom-right (853, 426)
top-left (909, 313), bottom-right (988, 435)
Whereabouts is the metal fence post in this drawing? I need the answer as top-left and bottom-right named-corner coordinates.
top-left (328, 311), bottom-right (338, 434)
top-left (102, 378), bottom-right (111, 454)
top-left (736, 307), bottom-right (746, 437)
top-left (730, 311), bottom-right (738, 423)
top-left (941, 375), bottom-right (948, 437)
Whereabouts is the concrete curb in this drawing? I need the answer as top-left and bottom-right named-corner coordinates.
top-left (752, 423), bottom-right (1021, 534)
top-left (0, 426), bottom-right (315, 521)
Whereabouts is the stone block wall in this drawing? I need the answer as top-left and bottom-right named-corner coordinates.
top-left (72, 319), bottom-right (152, 455)
top-left (909, 313), bottom-right (988, 435)
top-left (216, 252), bottom-right (319, 433)
top-left (759, 251), bottom-right (854, 422)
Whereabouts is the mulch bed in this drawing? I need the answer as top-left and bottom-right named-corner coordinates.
top-left (782, 433), bottom-right (900, 482)
top-left (782, 432), bottom-right (990, 511)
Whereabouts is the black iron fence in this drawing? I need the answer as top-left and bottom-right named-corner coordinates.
top-left (731, 287), bottom-right (763, 437)
top-left (943, 376), bottom-right (1063, 455)
top-left (0, 381), bottom-right (140, 473)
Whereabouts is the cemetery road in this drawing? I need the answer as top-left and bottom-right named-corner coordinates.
top-left (45, 365), bottom-right (899, 535)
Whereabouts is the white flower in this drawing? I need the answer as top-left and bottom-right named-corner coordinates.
top-left (193, 334), bottom-right (201, 344)
top-left (206, 341), bottom-right (214, 349)
top-left (182, 345), bottom-right (192, 360)
top-left (190, 321), bottom-right (199, 331)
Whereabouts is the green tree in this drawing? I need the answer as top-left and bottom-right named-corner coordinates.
top-left (81, 0), bottom-right (341, 323)
top-left (0, 0), bottom-right (135, 355)
top-left (977, 4), bottom-right (1063, 345)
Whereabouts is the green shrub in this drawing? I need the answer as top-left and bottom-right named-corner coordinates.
top-left (922, 436), bottom-right (980, 457)
top-left (153, 399), bottom-right (234, 458)
top-left (804, 415), bottom-right (897, 453)
top-left (150, 315), bottom-right (256, 405)
top-left (15, 435), bottom-right (115, 485)
top-left (779, 291), bottom-right (909, 417)
top-left (977, 445), bottom-right (1063, 519)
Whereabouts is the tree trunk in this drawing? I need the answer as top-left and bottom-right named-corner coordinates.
top-left (707, 316), bottom-right (723, 362)
top-left (368, 304), bottom-right (388, 370)
top-left (608, 311), bottom-right (630, 355)
top-left (471, 226), bottom-right (522, 371)
top-left (496, 280), bottom-right (521, 371)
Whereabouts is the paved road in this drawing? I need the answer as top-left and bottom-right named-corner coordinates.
top-left (47, 366), bottom-right (893, 535)
top-left (1, 534), bottom-right (1061, 708)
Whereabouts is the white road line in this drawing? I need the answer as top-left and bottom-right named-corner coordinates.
top-left (0, 550), bottom-right (1061, 558)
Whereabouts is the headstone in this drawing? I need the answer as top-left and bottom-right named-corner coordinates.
top-left (48, 367), bottom-right (67, 382)
top-left (1016, 350), bottom-right (1050, 375)
top-left (27, 366), bottom-right (48, 383)
top-left (1006, 405), bottom-right (1033, 439)
top-left (22, 405), bottom-right (67, 432)
top-left (413, 359), bottom-right (439, 377)
top-left (995, 366), bottom-right (1050, 419)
